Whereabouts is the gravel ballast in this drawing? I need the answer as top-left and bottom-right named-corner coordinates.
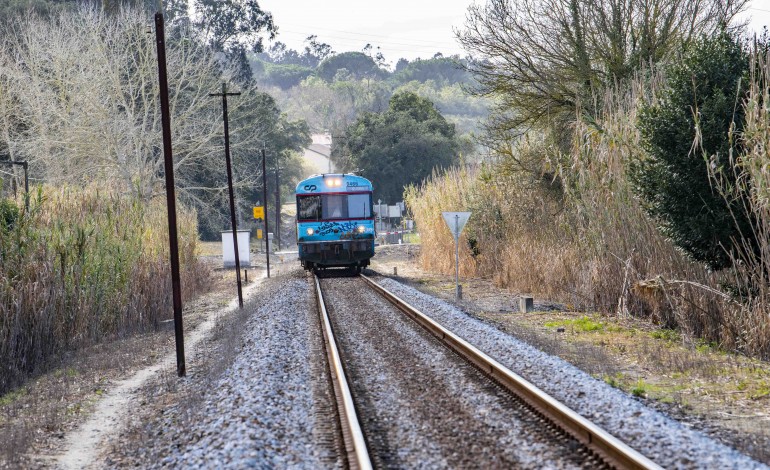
top-left (147, 272), bottom-right (339, 469)
top-left (376, 275), bottom-right (767, 469)
top-left (322, 277), bottom-right (600, 469)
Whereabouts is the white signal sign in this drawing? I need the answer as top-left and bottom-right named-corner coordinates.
top-left (442, 212), bottom-right (471, 241)
top-left (442, 211), bottom-right (471, 300)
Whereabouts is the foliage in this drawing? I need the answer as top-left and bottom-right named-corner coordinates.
top-left (316, 51), bottom-right (388, 82)
top-left (633, 31), bottom-right (752, 271)
top-left (392, 56), bottom-right (470, 86)
top-left (252, 60), bottom-right (314, 89)
top-left (0, 185), bottom-right (205, 394)
top-left (0, 199), bottom-right (19, 232)
top-left (190, 0), bottom-right (275, 54)
top-left (335, 91), bottom-right (458, 202)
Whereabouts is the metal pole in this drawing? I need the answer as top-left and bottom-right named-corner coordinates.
top-left (211, 82), bottom-right (243, 309)
top-left (154, 12), bottom-right (185, 377)
top-left (455, 215), bottom-right (460, 299)
top-left (21, 161), bottom-right (28, 213)
top-left (261, 148), bottom-right (271, 278)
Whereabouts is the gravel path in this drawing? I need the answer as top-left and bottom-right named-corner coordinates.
top-left (374, 274), bottom-right (768, 469)
top-left (322, 276), bottom-right (602, 469)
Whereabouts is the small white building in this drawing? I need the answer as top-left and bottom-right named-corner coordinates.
top-left (221, 230), bottom-right (251, 268)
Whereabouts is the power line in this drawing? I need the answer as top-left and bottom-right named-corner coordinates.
top-left (274, 30), bottom-right (460, 55)
top-left (276, 23), bottom-right (455, 47)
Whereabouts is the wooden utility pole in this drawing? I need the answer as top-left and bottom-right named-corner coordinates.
top-left (274, 161), bottom-right (281, 250)
top-left (210, 82), bottom-right (243, 309)
top-left (261, 148), bottom-right (270, 278)
top-left (154, 11), bottom-right (185, 377)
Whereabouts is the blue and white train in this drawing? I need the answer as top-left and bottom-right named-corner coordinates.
top-left (295, 173), bottom-right (375, 272)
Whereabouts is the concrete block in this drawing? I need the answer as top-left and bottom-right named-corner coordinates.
top-left (519, 296), bottom-right (534, 313)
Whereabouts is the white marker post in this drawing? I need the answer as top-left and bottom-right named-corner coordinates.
top-left (442, 211), bottom-right (471, 299)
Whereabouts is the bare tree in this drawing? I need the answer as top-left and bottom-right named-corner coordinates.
top-left (0, 6), bottom-right (274, 209)
top-left (457, 0), bottom-right (749, 135)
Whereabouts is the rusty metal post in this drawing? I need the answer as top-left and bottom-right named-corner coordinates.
top-left (154, 12), bottom-right (185, 377)
top-left (210, 83), bottom-right (243, 309)
top-left (261, 148), bottom-right (271, 278)
top-left (21, 161), bottom-right (28, 212)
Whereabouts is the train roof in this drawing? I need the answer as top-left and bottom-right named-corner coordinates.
top-left (296, 173), bottom-right (373, 194)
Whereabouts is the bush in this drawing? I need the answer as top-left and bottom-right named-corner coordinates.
top-left (633, 31), bottom-right (752, 271)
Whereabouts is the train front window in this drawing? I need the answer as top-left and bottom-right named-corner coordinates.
top-left (297, 195), bottom-right (321, 220)
top-left (298, 192), bottom-right (373, 221)
top-left (347, 194), bottom-right (371, 218)
top-left (322, 194), bottom-right (347, 219)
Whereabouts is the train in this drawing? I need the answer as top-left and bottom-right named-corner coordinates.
top-left (295, 173), bottom-right (375, 273)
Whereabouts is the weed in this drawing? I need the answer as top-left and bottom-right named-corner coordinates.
top-left (750, 381), bottom-right (770, 399)
top-left (0, 388), bottom-right (27, 407)
top-left (603, 373), bottom-right (624, 388)
top-left (631, 379), bottom-right (648, 397)
top-left (651, 329), bottom-right (681, 343)
top-left (544, 316), bottom-right (605, 332)
top-left (695, 339), bottom-right (719, 354)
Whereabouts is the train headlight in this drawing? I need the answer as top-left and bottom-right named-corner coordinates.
top-left (327, 178), bottom-right (341, 187)
top-left (357, 225), bottom-right (366, 233)
top-left (306, 228), bottom-right (315, 235)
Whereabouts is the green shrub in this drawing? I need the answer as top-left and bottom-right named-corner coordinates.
top-left (633, 31), bottom-right (752, 271)
top-left (0, 198), bottom-right (19, 232)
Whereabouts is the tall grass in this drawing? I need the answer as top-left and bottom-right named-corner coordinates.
top-left (407, 68), bottom-right (770, 357)
top-left (0, 185), bottom-right (206, 393)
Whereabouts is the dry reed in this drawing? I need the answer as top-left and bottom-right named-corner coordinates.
top-left (407, 67), bottom-right (770, 358)
top-left (0, 184), bottom-right (206, 393)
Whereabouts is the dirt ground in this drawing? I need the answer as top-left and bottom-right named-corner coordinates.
top-left (2, 243), bottom-right (769, 467)
top-left (370, 243), bottom-right (770, 465)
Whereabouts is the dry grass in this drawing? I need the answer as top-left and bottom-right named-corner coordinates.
top-left (0, 184), bottom-right (207, 395)
top-left (406, 67), bottom-right (769, 358)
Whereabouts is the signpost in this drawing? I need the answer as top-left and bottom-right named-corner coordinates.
top-left (253, 206), bottom-right (264, 220)
top-left (442, 211), bottom-right (471, 300)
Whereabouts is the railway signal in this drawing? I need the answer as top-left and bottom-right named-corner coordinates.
top-left (442, 211), bottom-right (471, 300)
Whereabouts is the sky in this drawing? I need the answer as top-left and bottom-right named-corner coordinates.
top-left (259, 1), bottom-right (770, 66)
top-left (257, 0), bottom-right (474, 64)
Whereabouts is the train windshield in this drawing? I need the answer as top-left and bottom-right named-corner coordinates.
top-left (297, 193), bottom-right (372, 221)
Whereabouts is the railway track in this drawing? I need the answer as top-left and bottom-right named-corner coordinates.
top-left (313, 272), bottom-right (662, 469)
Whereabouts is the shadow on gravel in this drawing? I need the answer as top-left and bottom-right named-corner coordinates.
top-left (313, 268), bottom-right (361, 279)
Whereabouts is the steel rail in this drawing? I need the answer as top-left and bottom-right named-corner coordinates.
top-left (313, 275), bottom-right (373, 470)
top-left (360, 274), bottom-right (662, 470)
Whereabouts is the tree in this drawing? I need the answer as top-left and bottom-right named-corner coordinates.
top-left (632, 31), bottom-right (753, 270)
top-left (0, 7), bottom-right (304, 239)
top-left (333, 91), bottom-right (458, 202)
top-left (457, 0), bottom-right (748, 135)
top-left (191, 0), bottom-right (276, 82)
top-left (393, 56), bottom-right (470, 86)
top-left (316, 51), bottom-right (388, 82)
top-left (302, 35), bottom-right (334, 67)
